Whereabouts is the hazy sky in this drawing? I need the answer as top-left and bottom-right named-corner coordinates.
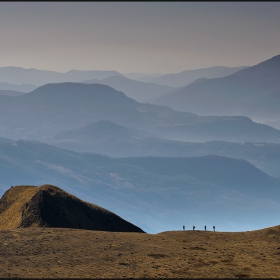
top-left (0, 2), bottom-right (279, 74)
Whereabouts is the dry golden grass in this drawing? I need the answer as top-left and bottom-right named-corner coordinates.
top-left (0, 226), bottom-right (280, 278)
top-left (0, 185), bottom-right (38, 229)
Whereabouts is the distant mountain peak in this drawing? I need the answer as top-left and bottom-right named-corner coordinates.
top-left (267, 54), bottom-right (280, 60)
top-left (256, 54), bottom-right (280, 68)
top-left (30, 82), bottom-right (128, 96)
top-left (232, 54), bottom-right (280, 77)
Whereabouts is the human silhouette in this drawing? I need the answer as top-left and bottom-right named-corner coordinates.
top-left (204, 225), bottom-right (206, 231)
top-left (213, 226), bottom-right (215, 232)
top-left (183, 225), bottom-right (185, 231)
top-left (193, 225), bottom-right (195, 231)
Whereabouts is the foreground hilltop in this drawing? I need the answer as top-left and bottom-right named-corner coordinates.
top-left (0, 184), bottom-right (144, 233)
top-left (0, 226), bottom-right (280, 278)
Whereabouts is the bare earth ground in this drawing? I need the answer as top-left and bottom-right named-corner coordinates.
top-left (1, 226), bottom-right (280, 278)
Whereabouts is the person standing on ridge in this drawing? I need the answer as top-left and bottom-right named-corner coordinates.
top-left (204, 225), bottom-right (206, 231)
top-left (213, 226), bottom-right (215, 232)
top-left (183, 225), bottom-right (185, 231)
top-left (193, 225), bottom-right (195, 231)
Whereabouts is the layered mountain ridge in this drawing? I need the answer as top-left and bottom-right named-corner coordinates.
top-left (154, 54), bottom-right (280, 128)
top-left (0, 138), bottom-right (280, 232)
top-left (1, 82), bottom-right (280, 143)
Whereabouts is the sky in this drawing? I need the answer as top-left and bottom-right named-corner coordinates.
top-left (0, 2), bottom-right (280, 74)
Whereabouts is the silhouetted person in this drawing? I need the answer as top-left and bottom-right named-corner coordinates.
top-left (213, 226), bottom-right (215, 232)
top-left (183, 225), bottom-right (185, 231)
top-left (193, 225), bottom-right (195, 231)
top-left (204, 225), bottom-right (206, 231)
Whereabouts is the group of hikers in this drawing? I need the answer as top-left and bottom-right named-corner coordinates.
top-left (182, 225), bottom-right (215, 232)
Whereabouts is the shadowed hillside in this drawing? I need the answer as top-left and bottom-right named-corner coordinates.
top-left (0, 184), bottom-right (144, 233)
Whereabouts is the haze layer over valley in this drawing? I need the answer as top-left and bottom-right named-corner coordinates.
top-left (0, 54), bottom-right (280, 234)
top-left (0, 138), bottom-right (280, 233)
top-left (2, 81), bottom-right (280, 144)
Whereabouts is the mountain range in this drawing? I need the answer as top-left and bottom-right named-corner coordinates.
top-left (123, 72), bottom-right (162, 82)
top-left (0, 138), bottom-right (279, 233)
top-left (0, 67), bottom-right (123, 86)
top-left (1, 82), bottom-right (280, 144)
top-left (154, 55), bottom-right (280, 129)
top-left (1, 54), bottom-right (280, 234)
top-left (0, 65), bottom-right (247, 89)
top-left (48, 122), bottom-right (280, 178)
top-left (150, 66), bottom-right (248, 87)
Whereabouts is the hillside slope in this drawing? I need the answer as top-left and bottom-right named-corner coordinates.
top-left (0, 184), bottom-right (144, 233)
